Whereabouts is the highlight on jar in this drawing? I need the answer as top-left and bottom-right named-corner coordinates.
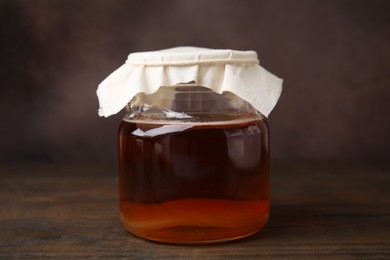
top-left (97, 47), bottom-right (283, 244)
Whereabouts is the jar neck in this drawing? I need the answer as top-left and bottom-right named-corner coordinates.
top-left (125, 84), bottom-right (263, 122)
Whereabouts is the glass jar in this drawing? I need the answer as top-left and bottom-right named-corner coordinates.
top-left (118, 84), bottom-right (269, 244)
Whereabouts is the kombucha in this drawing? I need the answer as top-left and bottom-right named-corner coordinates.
top-left (118, 117), bottom-right (269, 244)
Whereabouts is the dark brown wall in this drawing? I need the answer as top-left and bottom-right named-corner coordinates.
top-left (1, 0), bottom-right (389, 162)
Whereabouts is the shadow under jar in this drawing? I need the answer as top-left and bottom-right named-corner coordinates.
top-left (118, 84), bottom-right (269, 244)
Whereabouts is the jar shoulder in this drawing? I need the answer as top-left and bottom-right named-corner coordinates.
top-left (124, 85), bottom-right (264, 123)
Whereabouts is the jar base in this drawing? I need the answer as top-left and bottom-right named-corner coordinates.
top-left (126, 225), bottom-right (267, 245)
top-left (120, 198), bottom-right (269, 244)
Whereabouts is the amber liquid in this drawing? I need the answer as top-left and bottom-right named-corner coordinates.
top-left (118, 118), bottom-right (269, 244)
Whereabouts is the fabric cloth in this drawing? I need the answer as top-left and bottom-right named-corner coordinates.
top-left (97, 46), bottom-right (283, 117)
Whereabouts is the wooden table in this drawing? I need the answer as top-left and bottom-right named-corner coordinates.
top-left (0, 162), bottom-right (389, 259)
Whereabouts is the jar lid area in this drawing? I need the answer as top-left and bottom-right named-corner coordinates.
top-left (97, 46), bottom-right (282, 118)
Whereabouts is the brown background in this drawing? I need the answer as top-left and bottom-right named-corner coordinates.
top-left (1, 0), bottom-right (389, 163)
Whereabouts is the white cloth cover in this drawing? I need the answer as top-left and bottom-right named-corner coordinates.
top-left (97, 46), bottom-right (283, 117)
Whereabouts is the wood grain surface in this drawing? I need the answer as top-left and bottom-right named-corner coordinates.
top-left (0, 162), bottom-right (389, 259)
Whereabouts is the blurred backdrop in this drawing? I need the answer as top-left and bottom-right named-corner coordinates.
top-left (0, 0), bottom-right (389, 163)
